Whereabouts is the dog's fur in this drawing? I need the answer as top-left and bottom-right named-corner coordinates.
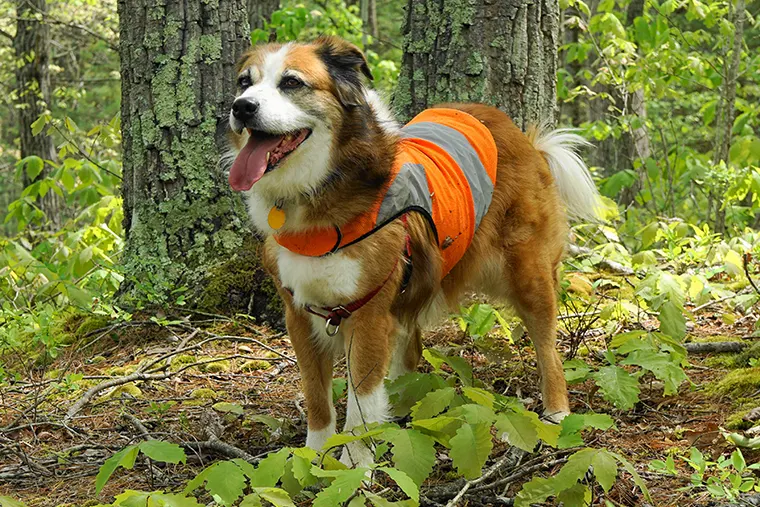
top-left (228, 37), bottom-right (600, 466)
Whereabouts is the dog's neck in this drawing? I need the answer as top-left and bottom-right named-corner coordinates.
top-left (264, 102), bottom-right (399, 233)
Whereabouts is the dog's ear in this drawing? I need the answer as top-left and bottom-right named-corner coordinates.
top-left (315, 36), bottom-right (374, 108)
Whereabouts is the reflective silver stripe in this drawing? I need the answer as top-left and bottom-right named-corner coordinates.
top-left (376, 162), bottom-right (433, 226)
top-left (401, 122), bottom-right (494, 228)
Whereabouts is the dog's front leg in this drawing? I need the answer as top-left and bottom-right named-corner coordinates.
top-left (340, 312), bottom-right (394, 468)
top-left (286, 307), bottom-right (337, 451)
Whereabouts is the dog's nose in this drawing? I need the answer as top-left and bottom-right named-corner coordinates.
top-left (232, 97), bottom-right (259, 122)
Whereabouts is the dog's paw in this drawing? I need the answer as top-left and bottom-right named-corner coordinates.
top-left (542, 410), bottom-right (570, 424)
top-left (340, 442), bottom-right (375, 469)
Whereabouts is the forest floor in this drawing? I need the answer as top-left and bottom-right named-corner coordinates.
top-left (1, 298), bottom-right (759, 507)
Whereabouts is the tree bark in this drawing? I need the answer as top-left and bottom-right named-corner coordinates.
top-left (117, 0), bottom-right (280, 320)
top-left (712, 0), bottom-right (745, 234)
top-left (14, 0), bottom-right (61, 225)
top-left (247, 0), bottom-right (280, 32)
top-left (393, 0), bottom-right (559, 129)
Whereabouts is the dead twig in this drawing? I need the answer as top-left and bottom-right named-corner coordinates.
top-left (445, 448), bottom-right (526, 506)
top-left (567, 244), bottom-right (634, 275)
top-left (744, 253), bottom-right (760, 297)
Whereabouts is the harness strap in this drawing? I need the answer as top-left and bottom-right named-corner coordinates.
top-left (284, 215), bottom-right (413, 337)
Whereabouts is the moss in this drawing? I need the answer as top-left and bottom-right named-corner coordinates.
top-left (44, 369), bottom-right (61, 380)
top-left (75, 316), bottom-right (111, 338)
top-left (704, 354), bottom-right (737, 369)
top-left (171, 354), bottom-right (198, 371)
top-left (241, 360), bottom-right (272, 372)
top-left (107, 366), bottom-right (136, 376)
top-left (108, 383), bottom-right (143, 399)
top-left (725, 407), bottom-right (755, 430)
top-left (565, 274), bottom-right (594, 297)
top-left (710, 367), bottom-right (760, 397)
top-left (184, 387), bottom-right (219, 406)
top-left (733, 342), bottom-right (760, 368)
top-left (90, 355), bottom-right (107, 364)
top-left (200, 359), bottom-right (231, 373)
top-left (197, 237), bottom-right (283, 324)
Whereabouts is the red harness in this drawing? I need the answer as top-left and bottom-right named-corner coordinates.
top-left (285, 215), bottom-right (413, 336)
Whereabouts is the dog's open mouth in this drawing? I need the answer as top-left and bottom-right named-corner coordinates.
top-left (229, 128), bottom-right (312, 191)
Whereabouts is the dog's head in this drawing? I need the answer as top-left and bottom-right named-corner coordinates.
top-left (228, 37), bottom-right (374, 195)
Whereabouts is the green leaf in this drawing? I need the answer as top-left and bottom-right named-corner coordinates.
top-left (444, 356), bottom-right (474, 386)
top-left (347, 494), bottom-right (367, 507)
top-left (422, 349), bottom-right (446, 370)
top-left (205, 461), bottom-right (247, 505)
top-left (0, 497), bottom-right (29, 507)
top-left (449, 423), bottom-right (493, 479)
top-left (495, 412), bottom-right (538, 452)
top-left (564, 359), bottom-right (593, 384)
top-left (213, 402), bottom-right (245, 415)
top-left (620, 349), bottom-right (687, 395)
top-left (411, 416), bottom-right (463, 446)
top-left (249, 447), bottom-right (290, 487)
top-left (378, 467), bottom-right (419, 502)
top-left (610, 451), bottom-right (651, 501)
top-left (387, 372), bottom-right (447, 417)
top-left (593, 366), bottom-right (641, 410)
top-left (410, 387), bottom-right (456, 420)
top-left (384, 428), bottom-right (436, 486)
top-left (30, 114), bottom-right (49, 135)
top-left (23, 156), bottom-right (44, 182)
top-left (95, 445), bottom-right (139, 494)
top-left (240, 494), bottom-right (263, 507)
top-left (323, 427), bottom-right (387, 450)
top-left (557, 413), bottom-right (614, 449)
top-left (658, 301), bottom-right (687, 340)
top-left (254, 487), bottom-right (296, 507)
top-left (138, 440), bottom-right (186, 464)
top-left (556, 483), bottom-right (591, 506)
top-left (592, 450), bottom-right (618, 492)
top-left (311, 468), bottom-right (367, 507)
top-left (462, 387), bottom-right (495, 409)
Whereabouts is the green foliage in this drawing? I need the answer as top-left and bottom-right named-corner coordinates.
top-left (251, 0), bottom-right (400, 95)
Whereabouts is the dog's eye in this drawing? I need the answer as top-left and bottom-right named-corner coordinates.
top-left (280, 77), bottom-right (304, 90)
top-left (238, 75), bottom-right (252, 89)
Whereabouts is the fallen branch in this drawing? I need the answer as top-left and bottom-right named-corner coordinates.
top-left (567, 244), bottom-right (634, 276)
top-left (445, 448), bottom-right (526, 506)
top-left (182, 436), bottom-right (257, 462)
top-left (744, 253), bottom-right (760, 297)
top-left (684, 341), bottom-right (748, 354)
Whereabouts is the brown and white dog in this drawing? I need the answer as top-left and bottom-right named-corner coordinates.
top-left (227, 37), bottom-right (600, 466)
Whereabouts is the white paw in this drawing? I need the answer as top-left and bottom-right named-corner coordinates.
top-left (543, 410), bottom-right (570, 424)
top-left (340, 441), bottom-right (375, 469)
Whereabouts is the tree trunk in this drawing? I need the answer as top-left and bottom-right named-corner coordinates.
top-left (618, 0), bottom-right (651, 207)
top-left (14, 0), bottom-right (61, 226)
top-left (712, 0), bottom-right (745, 234)
top-left (393, 0), bottom-right (559, 129)
top-left (247, 0), bottom-right (280, 32)
top-left (117, 0), bottom-right (281, 321)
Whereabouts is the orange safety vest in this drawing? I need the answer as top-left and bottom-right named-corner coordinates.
top-left (273, 108), bottom-right (498, 278)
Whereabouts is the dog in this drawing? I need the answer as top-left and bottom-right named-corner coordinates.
top-left (227, 36), bottom-right (600, 466)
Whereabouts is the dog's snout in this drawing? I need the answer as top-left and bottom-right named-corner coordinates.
top-left (232, 97), bottom-right (259, 122)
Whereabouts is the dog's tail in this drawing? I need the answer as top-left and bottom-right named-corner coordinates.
top-left (528, 125), bottom-right (601, 221)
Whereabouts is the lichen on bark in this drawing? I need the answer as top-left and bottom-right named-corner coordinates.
top-left (393, 0), bottom-right (560, 129)
top-left (117, 0), bottom-right (275, 317)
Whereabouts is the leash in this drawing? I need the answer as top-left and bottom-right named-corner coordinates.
top-left (285, 215), bottom-right (413, 337)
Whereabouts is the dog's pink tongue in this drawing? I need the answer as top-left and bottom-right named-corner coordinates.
top-left (229, 134), bottom-right (283, 191)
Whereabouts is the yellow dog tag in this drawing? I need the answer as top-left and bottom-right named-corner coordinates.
top-left (268, 205), bottom-right (286, 230)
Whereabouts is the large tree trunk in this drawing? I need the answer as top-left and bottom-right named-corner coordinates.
top-left (247, 0), bottom-right (280, 32)
top-left (14, 0), bottom-right (61, 226)
top-left (393, 0), bottom-right (559, 129)
top-left (117, 0), bottom-right (281, 320)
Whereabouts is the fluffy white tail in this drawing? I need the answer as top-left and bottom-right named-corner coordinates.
top-left (529, 126), bottom-right (601, 221)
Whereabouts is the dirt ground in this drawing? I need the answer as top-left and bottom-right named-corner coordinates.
top-left (1, 307), bottom-right (758, 507)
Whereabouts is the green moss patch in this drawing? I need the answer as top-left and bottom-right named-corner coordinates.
top-left (710, 367), bottom-right (760, 397)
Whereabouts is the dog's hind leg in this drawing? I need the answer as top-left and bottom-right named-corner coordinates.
top-left (340, 312), bottom-right (394, 467)
top-left (388, 322), bottom-right (423, 380)
top-left (286, 308), bottom-right (337, 451)
top-left (503, 243), bottom-right (570, 422)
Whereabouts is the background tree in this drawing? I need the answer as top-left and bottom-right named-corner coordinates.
top-left (13, 0), bottom-right (60, 224)
top-left (117, 0), bottom-right (277, 316)
top-left (393, 0), bottom-right (559, 128)
top-left (248, 0), bottom-right (280, 32)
